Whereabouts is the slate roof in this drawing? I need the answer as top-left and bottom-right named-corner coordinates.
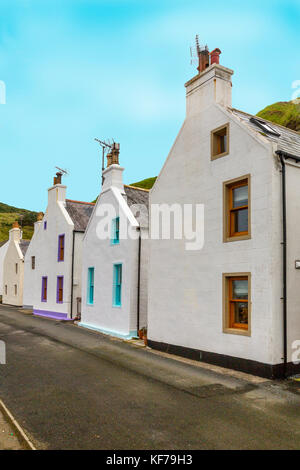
top-left (19, 240), bottom-right (30, 256)
top-left (65, 200), bottom-right (95, 232)
top-left (0, 240), bottom-right (8, 248)
top-left (124, 185), bottom-right (149, 228)
top-left (229, 107), bottom-right (300, 158)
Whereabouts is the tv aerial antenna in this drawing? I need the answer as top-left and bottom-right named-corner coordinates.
top-left (55, 166), bottom-right (69, 176)
top-left (189, 35), bottom-right (208, 66)
top-left (94, 138), bottom-right (114, 185)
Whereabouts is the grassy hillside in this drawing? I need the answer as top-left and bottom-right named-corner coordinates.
top-left (0, 203), bottom-right (38, 242)
top-left (257, 100), bottom-right (300, 132)
top-left (130, 176), bottom-right (157, 190)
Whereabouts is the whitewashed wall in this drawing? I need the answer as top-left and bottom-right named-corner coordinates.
top-left (0, 241), bottom-right (9, 297)
top-left (24, 184), bottom-right (74, 318)
top-left (2, 230), bottom-right (25, 306)
top-left (147, 95), bottom-right (285, 366)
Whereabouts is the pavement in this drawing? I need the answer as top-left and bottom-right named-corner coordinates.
top-left (0, 304), bottom-right (300, 450)
top-left (0, 409), bottom-right (24, 450)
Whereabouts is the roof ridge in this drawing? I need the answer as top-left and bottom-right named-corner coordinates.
top-left (124, 184), bottom-right (150, 192)
top-left (229, 107), bottom-right (300, 137)
top-left (66, 199), bottom-right (95, 205)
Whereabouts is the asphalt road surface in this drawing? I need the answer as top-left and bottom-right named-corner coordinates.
top-left (0, 305), bottom-right (300, 450)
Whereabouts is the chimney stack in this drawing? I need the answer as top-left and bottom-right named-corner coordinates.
top-left (9, 221), bottom-right (22, 242)
top-left (197, 46), bottom-right (210, 73)
top-left (102, 142), bottom-right (124, 193)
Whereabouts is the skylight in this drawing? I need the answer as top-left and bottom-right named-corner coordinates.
top-left (250, 117), bottom-right (281, 137)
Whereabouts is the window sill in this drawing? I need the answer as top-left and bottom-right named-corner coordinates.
top-left (112, 304), bottom-right (121, 308)
top-left (211, 150), bottom-right (229, 161)
top-left (223, 327), bottom-right (251, 337)
top-left (110, 241), bottom-right (120, 246)
top-left (224, 234), bottom-right (251, 243)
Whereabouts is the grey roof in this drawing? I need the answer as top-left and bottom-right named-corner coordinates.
top-left (124, 185), bottom-right (149, 228)
top-left (0, 240), bottom-right (8, 248)
top-left (19, 240), bottom-right (30, 256)
top-left (65, 200), bottom-right (95, 232)
top-left (229, 108), bottom-right (300, 158)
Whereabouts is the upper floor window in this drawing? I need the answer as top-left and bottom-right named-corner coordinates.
top-left (15, 263), bottom-right (18, 274)
top-left (58, 234), bottom-right (65, 262)
top-left (223, 175), bottom-right (251, 242)
top-left (87, 267), bottom-right (94, 305)
top-left (111, 217), bottom-right (120, 245)
top-left (41, 277), bottom-right (47, 302)
top-left (223, 273), bottom-right (251, 335)
top-left (44, 221), bottom-right (47, 230)
top-left (5, 285), bottom-right (7, 295)
top-left (211, 123), bottom-right (229, 160)
top-left (113, 264), bottom-right (122, 307)
top-left (31, 256), bottom-right (35, 270)
top-left (57, 276), bottom-right (64, 303)
top-left (14, 284), bottom-right (17, 295)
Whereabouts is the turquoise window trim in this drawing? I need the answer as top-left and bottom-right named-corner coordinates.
top-left (111, 217), bottom-right (120, 245)
top-left (113, 263), bottom-right (122, 307)
top-left (87, 267), bottom-right (94, 305)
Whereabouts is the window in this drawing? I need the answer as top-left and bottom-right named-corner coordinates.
top-left (223, 274), bottom-right (251, 335)
top-left (14, 284), bottom-right (17, 295)
top-left (31, 256), bottom-right (35, 270)
top-left (44, 221), bottom-right (47, 230)
top-left (41, 277), bottom-right (47, 302)
top-left (56, 276), bottom-right (64, 303)
top-left (111, 217), bottom-right (120, 245)
top-left (5, 285), bottom-right (7, 295)
top-left (249, 117), bottom-right (280, 137)
top-left (113, 264), bottom-right (122, 307)
top-left (15, 263), bottom-right (18, 274)
top-left (87, 267), bottom-right (94, 305)
top-left (58, 234), bottom-right (65, 262)
top-left (223, 175), bottom-right (251, 242)
top-left (211, 123), bottom-right (229, 160)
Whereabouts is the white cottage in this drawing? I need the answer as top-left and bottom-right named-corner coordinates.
top-left (2, 222), bottom-right (30, 306)
top-left (147, 47), bottom-right (300, 379)
top-left (0, 240), bottom-right (9, 301)
top-left (23, 172), bottom-right (94, 320)
top-left (79, 144), bottom-right (149, 339)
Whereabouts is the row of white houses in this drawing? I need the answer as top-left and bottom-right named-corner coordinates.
top-left (1, 48), bottom-right (300, 379)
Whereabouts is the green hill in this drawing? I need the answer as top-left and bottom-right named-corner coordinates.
top-left (257, 100), bottom-right (300, 132)
top-left (130, 177), bottom-right (157, 190)
top-left (0, 203), bottom-right (39, 242)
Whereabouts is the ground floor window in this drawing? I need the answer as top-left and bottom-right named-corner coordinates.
top-left (87, 267), bottom-right (94, 305)
top-left (57, 276), bottom-right (64, 304)
top-left (113, 264), bottom-right (122, 307)
top-left (223, 273), bottom-right (251, 335)
top-left (41, 277), bottom-right (47, 302)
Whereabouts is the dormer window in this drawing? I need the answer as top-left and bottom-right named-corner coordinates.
top-left (211, 123), bottom-right (229, 160)
top-left (249, 117), bottom-right (280, 137)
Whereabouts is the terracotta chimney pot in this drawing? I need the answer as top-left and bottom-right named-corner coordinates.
top-left (210, 48), bottom-right (221, 65)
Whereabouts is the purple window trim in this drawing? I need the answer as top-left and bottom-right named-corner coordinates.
top-left (57, 234), bottom-right (65, 262)
top-left (41, 276), bottom-right (48, 302)
top-left (56, 276), bottom-right (64, 304)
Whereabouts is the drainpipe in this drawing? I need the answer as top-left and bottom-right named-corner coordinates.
top-left (279, 153), bottom-right (287, 378)
top-left (70, 230), bottom-right (76, 319)
top-left (136, 227), bottom-right (141, 334)
top-left (276, 150), bottom-right (300, 378)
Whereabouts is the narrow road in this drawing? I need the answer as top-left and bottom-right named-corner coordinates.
top-left (0, 305), bottom-right (300, 450)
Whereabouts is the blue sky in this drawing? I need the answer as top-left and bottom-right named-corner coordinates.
top-left (0, 0), bottom-right (299, 211)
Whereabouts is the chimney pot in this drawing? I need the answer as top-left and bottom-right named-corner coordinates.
top-left (13, 221), bottom-right (20, 229)
top-left (37, 212), bottom-right (44, 221)
top-left (198, 48), bottom-right (210, 74)
top-left (210, 48), bottom-right (221, 65)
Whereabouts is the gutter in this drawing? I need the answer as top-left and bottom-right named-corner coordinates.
top-left (275, 150), bottom-right (300, 378)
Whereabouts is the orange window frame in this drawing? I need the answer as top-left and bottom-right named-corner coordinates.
top-left (228, 276), bottom-right (249, 330)
top-left (228, 180), bottom-right (248, 237)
